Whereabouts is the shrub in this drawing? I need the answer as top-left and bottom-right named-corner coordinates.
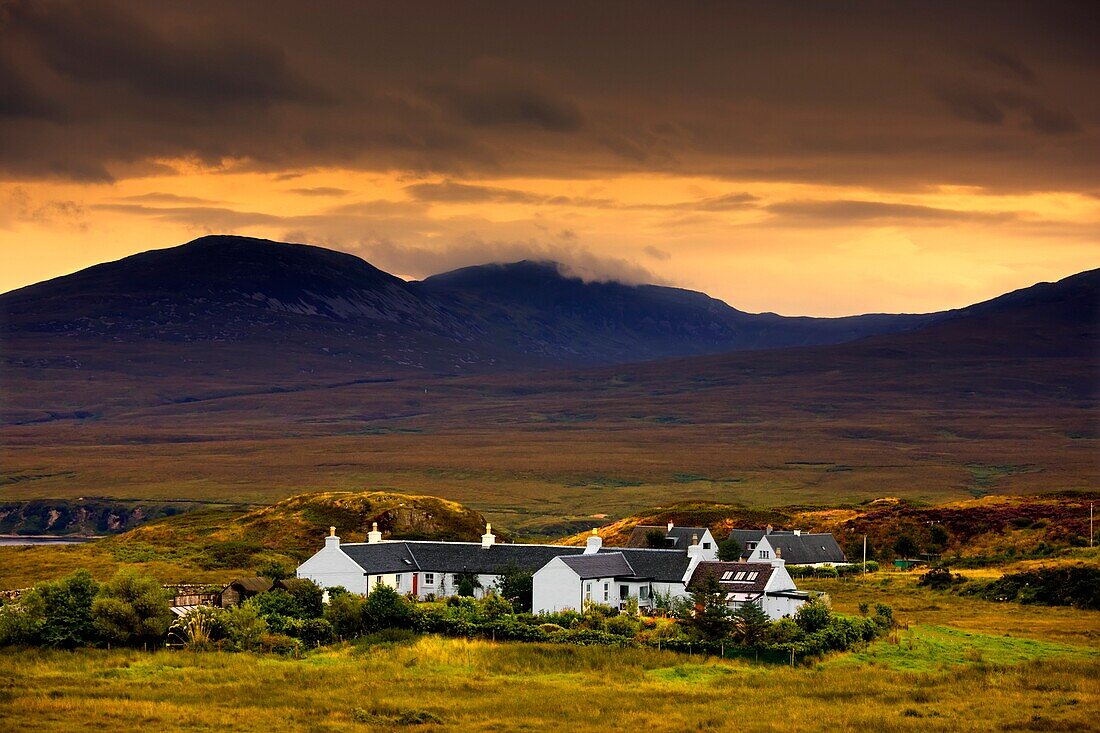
top-left (717, 537), bottom-right (742, 561)
top-left (24, 570), bottom-right (99, 649)
top-left (255, 560), bottom-right (291, 581)
top-left (222, 603), bottom-right (267, 651)
top-left (961, 565), bottom-right (1100, 610)
top-left (259, 632), bottom-right (301, 655)
top-left (251, 590), bottom-right (301, 622)
top-left (285, 617), bottom-right (334, 646)
top-left (198, 541), bottom-right (261, 570)
top-left (0, 596), bottom-right (44, 646)
top-left (730, 602), bottom-right (770, 650)
top-left (478, 593), bottom-right (514, 621)
top-left (813, 566), bottom-right (839, 579)
top-left (495, 564), bottom-right (533, 612)
top-left (604, 614), bottom-right (640, 638)
top-left (91, 571), bottom-right (172, 647)
top-left (324, 593), bottom-right (365, 639)
top-left (363, 584), bottom-right (414, 631)
top-left (795, 598), bottom-right (831, 633)
top-left (169, 606), bottom-right (225, 651)
top-left (918, 566), bottom-right (961, 590)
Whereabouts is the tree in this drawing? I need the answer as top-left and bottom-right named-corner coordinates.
top-left (496, 564), bottom-right (533, 612)
top-left (455, 572), bottom-right (481, 598)
top-left (256, 560), bottom-right (291, 582)
top-left (717, 537), bottom-right (742, 562)
top-left (794, 598), bottom-right (831, 633)
top-left (893, 534), bottom-right (920, 559)
top-left (92, 570), bottom-right (172, 646)
top-left (27, 570), bottom-right (99, 648)
top-left (362, 584), bottom-right (413, 631)
top-left (222, 603), bottom-right (267, 650)
top-left (929, 524), bottom-right (950, 551)
top-left (689, 574), bottom-right (732, 641)
top-left (285, 580), bottom-right (324, 619)
top-left (324, 593), bottom-right (365, 639)
top-left (644, 529), bottom-right (667, 548)
top-left (730, 601), bottom-right (770, 650)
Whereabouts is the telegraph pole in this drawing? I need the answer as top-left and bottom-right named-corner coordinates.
top-left (863, 534), bottom-right (867, 574)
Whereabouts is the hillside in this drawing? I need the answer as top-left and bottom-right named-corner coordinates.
top-left (0, 491), bottom-right (490, 589)
top-left (0, 235), bottom-right (936, 423)
top-left (0, 254), bottom-right (1095, 532)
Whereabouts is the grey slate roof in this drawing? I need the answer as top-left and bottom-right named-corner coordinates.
top-left (727, 529), bottom-right (847, 565)
top-left (627, 525), bottom-right (709, 550)
top-left (337, 541), bottom-right (692, 582)
top-left (561, 552), bottom-right (636, 579)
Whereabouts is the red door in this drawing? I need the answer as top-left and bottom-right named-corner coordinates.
top-left (412, 573), bottom-right (418, 596)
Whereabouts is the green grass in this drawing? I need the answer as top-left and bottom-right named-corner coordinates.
top-left (828, 624), bottom-right (1098, 672)
top-left (1, 639), bottom-right (1098, 732)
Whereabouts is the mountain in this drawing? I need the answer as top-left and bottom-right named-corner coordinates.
top-left (418, 260), bottom-right (935, 363)
top-left (0, 235), bottom-right (934, 379)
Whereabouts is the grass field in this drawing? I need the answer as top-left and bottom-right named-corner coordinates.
top-left (1, 634), bottom-right (1097, 732)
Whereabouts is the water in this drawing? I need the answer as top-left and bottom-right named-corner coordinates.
top-left (0, 536), bottom-right (100, 546)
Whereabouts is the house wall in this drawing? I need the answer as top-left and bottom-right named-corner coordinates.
top-left (762, 594), bottom-right (804, 618)
top-left (296, 542), bottom-right (369, 594)
top-left (532, 559), bottom-right (581, 613)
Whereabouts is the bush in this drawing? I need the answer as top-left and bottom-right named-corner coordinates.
top-left (169, 606), bottom-right (225, 651)
top-left (363, 584), bottom-right (414, 631)
top-left (25, 570), bottom-right (99, 649)
top-left (0, 596), bottom-right (44, 646)
top-left (604, 614), bottom-right (640, 638)
top-left (918, 566), bottom-right (961, 590)
top-left (222, 603), bottom-right (267, 651)
top-left (259, 632), bottom-right (301, 655)
top-left (284, 617), bottom-right (334, 646)
top-left (324, 593), bottom-right (365, 639)
top-left (961, 565), bottom-right (1100, 610)
top-left (91, 571), bottom-right (172, 647)
top-left (198, 541), bottom-right (261, 570)
top-left (795, 598), bottom-right (831, 633)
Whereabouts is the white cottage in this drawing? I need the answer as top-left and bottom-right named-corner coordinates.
top-left (686, 558), bottom-right (811, 619)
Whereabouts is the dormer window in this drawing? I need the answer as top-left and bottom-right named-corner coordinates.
top-left (760, 551), bottom-right (769, 559)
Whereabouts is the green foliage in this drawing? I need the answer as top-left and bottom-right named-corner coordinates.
top-left (255, 560), bottom-right (291, 581)
top-left (688, 574), bottom-right (731, 641)
top-left (495, 564), bottom-right (533, 612)
top-left (91, 571), bottom-right (172, 647)
top-left (362, 584), bottom-right (414, 632)
top-left (730, 602), bottom-right (770, 649)
top-left (25, 570), bottom-right (99, 648)
top-left (960, 565), bottom-right (1100, 610)
top-left (918, 566), bottom-right (963, 590)
top-left (285, 580), bottom-right (324, 619)
top-left (795, 598), bottom-right (831, 633)
top-left (455, 572), bottom-right (481, 597)
top-left (0, 595), bottom-right (44, 646)
top-left (644, 529), bottom-right (667, 548)
top-left (324, 593), bottom-right (365, 639)
top-left (717, 537), bottom-right (742, 561)
top-left (221, 603), bottom-right (267, 651)
top-left (250, 589), bottom-right (300, 625)
top-left (284, 617), bottom-right (334, 646)
top-left (169, 606), bottom-right (224, 651)
top-left (198, 541), bottom-right (262, 570)
top-left (893, 535), bottom-right (920, 559)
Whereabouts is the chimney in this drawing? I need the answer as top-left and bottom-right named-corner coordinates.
top-left (325, 526), bottom-right (340, 550)
top-left (481, 522), bottom-right (496, 549)
top-left (765, 524), bottom-right (773, 535)
top-left (687, 533), bottom-right (703, 561)
top-left (367, 522), bottom-right (382, 544)
top-left (667, 521), bottom-right (674, 533)
top-left (771, 546), bottom-right (786, 568)
top-left (584, 528), bottom-right (603, 554)
top-left (794, 529), bottom-right (801, 536)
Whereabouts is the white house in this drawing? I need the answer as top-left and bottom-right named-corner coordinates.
top-left (729, 526), bottom-right (847, 567)
top-left (296, 522), bottom-right (806, 619)
top-left (686, 558), bottom-right (811, 619)
top-left (627, 522), bottom-right (719, 556)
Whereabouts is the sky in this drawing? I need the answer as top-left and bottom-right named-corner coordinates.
top-left (0, 0), bottom-right (1097, 316)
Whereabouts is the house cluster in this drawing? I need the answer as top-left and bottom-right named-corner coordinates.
top-left (295, 521), bottom-right (848, 620)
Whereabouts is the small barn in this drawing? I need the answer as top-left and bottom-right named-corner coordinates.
top-left (220, 577), bottom-right (273, 607)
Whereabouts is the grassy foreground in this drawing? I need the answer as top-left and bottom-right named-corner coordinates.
top-left (1, 636), bottom-right (1097, 732)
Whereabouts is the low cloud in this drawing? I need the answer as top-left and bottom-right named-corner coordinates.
top-left (765, 199), bottom-right (1019, 225)
top-left (287, 187), bottom-right (351, 197)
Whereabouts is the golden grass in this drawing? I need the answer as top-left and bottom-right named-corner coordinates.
top-left (1, 637), bottom-right (1097, 732)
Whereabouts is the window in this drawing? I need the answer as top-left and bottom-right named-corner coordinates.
top-left (721, 571), bottom-right (734, 581)
top-left (760, 551), bottom-right (769, 559)
top-left (747, 542), bottom-right (757, 550)
top-left (747, 572), bottom-right (759, 581)
top-left (395, 574), bottom-right (402, 586)
top-left (376, 575), bottom-right (383, 585)
top-left (585, 583), bottom-right (592, 600)
top-left (603, 583), bottom-right (609, 602)
top-left (703, 542), bottom-right (712, 549)
top-left (734, 571), bottom-right (746, 581)
top-left (424, 573), bottom-right (435, 586)
top-left (620, 585), bottom-right (629, 600)
top-left (639, 587), bottom-right (649, 600)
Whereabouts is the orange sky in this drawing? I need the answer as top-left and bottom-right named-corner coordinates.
top-left (1, 2), bottom-right (1097, 315)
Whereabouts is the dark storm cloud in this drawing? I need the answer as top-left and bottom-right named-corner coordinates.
top-left (0, 0), bottom-right (1097, 192)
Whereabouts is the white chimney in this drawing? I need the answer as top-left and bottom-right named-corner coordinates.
top-left (325, 526), bottom-right (340, 550)
top-left (667, 521), bottom-right (674, 533)
top-left (794, 529), bottom-right (801, 536)
top-left (765, 524), bottom-right (773, 535)
top-left (367, 522), bottom-right (382, 544)
top-left (584, 528), bottom-right (603, 554)
top-left (686, 533), bottom-right (703, 560)
top-left (771, 546), bottom-right (786, 568)
top-left (481, 522), bottom-right (496, 549)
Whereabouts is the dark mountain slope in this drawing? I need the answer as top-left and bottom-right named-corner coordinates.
top-left (418, 260), bottom-right (935, 363)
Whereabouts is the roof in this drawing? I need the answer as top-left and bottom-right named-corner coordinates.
top-left (626, 525), bottom-right (710, 550)
top-left (335, 541), bottom-right (691, 582)
top-left (560, 552), bottom-right (637, 579)
top-left (687, 562), bottom-right (775, 595)
top-left (227, 577), bottom-right (273, 593)
top-left (727, 529), bottom-right (847, 565)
